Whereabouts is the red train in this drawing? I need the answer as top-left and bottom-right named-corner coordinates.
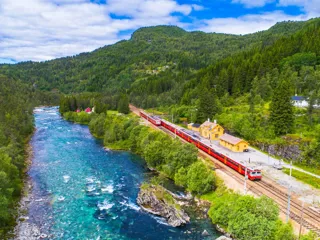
top-left (140, 111), bottom-right (161, 126)
top-left (140, 111), bottom-right (262, 181)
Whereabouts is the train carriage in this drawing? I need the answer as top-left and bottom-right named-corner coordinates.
top-left (140, 111), bottom-right (161, 126)
top-left (140, 111), bottom-right (262, 181)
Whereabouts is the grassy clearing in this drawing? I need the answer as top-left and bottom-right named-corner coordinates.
top-left (291, 164), bottom-right (320, 176)
top-left (283, 168), bottom-right (320, 189)
top-left (107, 110), bottom-right (118, 115)
top-left (145, 108), bottom-right (164, 115)
top-left (104, 140), bottom-right (131, 151)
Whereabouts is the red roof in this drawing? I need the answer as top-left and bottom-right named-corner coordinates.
top-left (85, 107), bottom-right (91, 113)
top-left (220, 133), bottom-right (246, 145)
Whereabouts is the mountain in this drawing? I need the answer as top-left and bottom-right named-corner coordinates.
top-left (0, 19), bottom-right (318, 108)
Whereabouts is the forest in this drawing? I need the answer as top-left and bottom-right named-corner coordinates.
top-left (60, 108), bottom-right (316, 240)
top-left (0, 75), bottom-right (59, 237)
top-left (1, 19), bottom-right (320, 170)
top-left (1, 17), bottom-right (320, 237)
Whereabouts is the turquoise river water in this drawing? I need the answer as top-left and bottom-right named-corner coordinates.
top-left (26, 107), bottom-right (220, 239)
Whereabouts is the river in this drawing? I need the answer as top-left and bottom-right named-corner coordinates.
top-left (23, 107), bottom-right (220, 239)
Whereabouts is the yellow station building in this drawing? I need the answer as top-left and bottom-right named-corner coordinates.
top-left (199, 120), bottom-right (224, 140)
top-left (219, 133), bottom-right (249, 152)
top-left (187, 123), bottom-right (201, 132)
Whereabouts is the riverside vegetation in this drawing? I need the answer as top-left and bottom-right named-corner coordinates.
top-left (1, 18), bottom-right (320, 238)
top-left (0, 75), bottom-right (59, 238)
top-left (2, 19), bottom-right (320, 172)
top-left (60, 102), bottom-right (316, 240)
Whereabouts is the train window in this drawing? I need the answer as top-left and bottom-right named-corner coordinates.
top-left (251, 172), bottom-right (256, 175)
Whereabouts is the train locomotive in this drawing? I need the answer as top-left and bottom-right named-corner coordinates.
top-left (140, 110), bottom-right (262, 181)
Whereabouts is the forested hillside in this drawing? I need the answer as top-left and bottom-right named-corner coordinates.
top-left (1, 18), bottom-right (320, 168)
top-left (0, 76), bottom-right (58, 237)
top-left (0, 20), bottom-right (305, 95)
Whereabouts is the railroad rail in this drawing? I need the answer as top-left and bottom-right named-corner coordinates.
top-left (129, 104), bottom-right (320, 236)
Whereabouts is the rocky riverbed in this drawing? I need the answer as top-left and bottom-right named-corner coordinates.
top-left (12, 145), bottom-right (44, 240)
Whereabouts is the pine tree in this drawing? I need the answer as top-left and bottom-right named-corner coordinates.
top-left (196, 86), bottom-right (221, 123)
top-left (117, 94), bottom-right (130, 114)
top-left (270, 78), bottom-right (294, 136)
top-left (59, 96), bottom-right (71, 113)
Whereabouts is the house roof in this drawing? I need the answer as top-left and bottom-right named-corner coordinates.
top-left (200, 121), bottom-right (218, 130)
top-left (291, 96), bottom-right (305, 101)
top-left (220, 133), bottom-right (246, 145)
top-left (191, 123), bottom-right (201, 128)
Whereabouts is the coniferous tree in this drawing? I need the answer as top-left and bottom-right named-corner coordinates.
top-left (59, 96), bottom-right (71, 113)
top-left (94, 100), bottom-right (108, 114)
top-left (196, 86), bottom-right (221, 123)
top-left (118, 94), bottom-right (130, 114)
top-left (270, 77), bottom-right (294, 136)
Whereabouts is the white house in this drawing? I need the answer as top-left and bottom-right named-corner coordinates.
top-left (291, 95), bottom-right (320, 108)
top-left (291, 96), bottom-right (308, 108)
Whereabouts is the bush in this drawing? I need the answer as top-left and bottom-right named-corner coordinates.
top-left (64, 111), bottom-right (93, 124)
top-left (208, 194), bottom-right (291, 240)
top-left (186, 161), bottom-right (216, 194)
top-left (274, 221), bottom-right (295, 240)
top-left (89, 113), bottom-right (106, 138)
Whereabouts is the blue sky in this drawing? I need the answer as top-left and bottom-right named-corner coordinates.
top-left (0, 0), bottom-right (318, 63)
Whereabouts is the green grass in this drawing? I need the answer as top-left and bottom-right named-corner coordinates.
top-left (145, 109), bottom-right (164, 115)
top-left (291, 164), bottom-right (320, 176)
top-left (104, 140), bottom-right (131, 150)
top-left (283, 168), bottom-right (320, 189)
top-left (200, 175), bottom-right (229, 203)
top-left (107, 110), bottom-right (118, 115)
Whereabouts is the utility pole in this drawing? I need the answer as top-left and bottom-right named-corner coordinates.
top-left (298, 202), bottom-right (305, 239)
top-left (286, 161), bottom-right (293, 222)
top-left (244, 165), bottom-right (248, 195)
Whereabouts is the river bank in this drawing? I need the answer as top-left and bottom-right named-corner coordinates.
top-left (15, 107), bottom-right (220, 239)
top-left (62, 111), bottom-right (221, 221)
top-left (58, 108), bottom-right (320, 239)
top-left (13, 134), bottom-right (44, 239)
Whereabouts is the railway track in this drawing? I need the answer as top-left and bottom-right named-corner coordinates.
top-left (130, 104), bottom-right (320, 236)
top-left (207, 155), bottom-right (320, 235)
top-left (255, 180), bottom-right (320, 235)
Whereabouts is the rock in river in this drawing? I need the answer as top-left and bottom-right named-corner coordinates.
top-left (137, 184), bottom-right (190, 227)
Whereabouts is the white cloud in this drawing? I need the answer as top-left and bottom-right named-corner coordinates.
top-left (191, 4), bottom-right (205, 11)
top-left (278, 0), bottom-right (320, 16)
top-left (0, 0), bottom-right (198, 62)
top-left (0, 0), bottom-right (316, 62)
top-left (106, 0), bottom-right (192, 18)
top-left (198, 11), bottom-right (308, 35)
top-left (232, 0), bottom-right (275, 8)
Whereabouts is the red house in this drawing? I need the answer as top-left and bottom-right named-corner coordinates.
top-left (85, 107), bottom-right (92, 113)
top-left (76, 109), bottom-right (80, 113)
